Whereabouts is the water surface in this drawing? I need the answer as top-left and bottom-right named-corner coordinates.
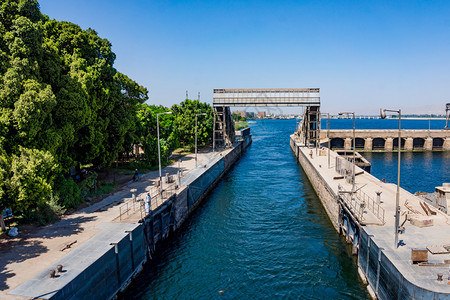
top-left (124, 119), bottom-right (369, 299)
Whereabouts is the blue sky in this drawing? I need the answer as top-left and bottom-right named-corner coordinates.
top-left (39, 0), bottom-right (450, 115)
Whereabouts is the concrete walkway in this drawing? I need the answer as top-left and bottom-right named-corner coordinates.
top-left (294, 136), bottom-right (450, 294)
top-left (0, 148), bottom-right (222, 298)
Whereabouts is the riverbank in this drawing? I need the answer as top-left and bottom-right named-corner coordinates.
top-left (290, 133), bottom-right (450, 299)
top-left (1, 133), bottom-right (251, 299)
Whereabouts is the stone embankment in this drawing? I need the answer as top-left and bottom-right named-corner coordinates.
top-left (4, 131), bottom-right (251, 299)
top-left (321, 129), bottom-right (450, 151)
top-left (291, 133), bottom-right (450, 299)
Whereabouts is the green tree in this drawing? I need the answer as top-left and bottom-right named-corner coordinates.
top-left (8, 147), bottom-right (57, 214)
top-left (135, 104), bottom-right (174, 165)
top-left (171, 99), bottom-right (213, 150)
top-left (0, 0), bottom-right (148, 219)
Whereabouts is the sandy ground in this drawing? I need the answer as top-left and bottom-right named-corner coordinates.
top-left (0, 148), bottom-right (219, 298)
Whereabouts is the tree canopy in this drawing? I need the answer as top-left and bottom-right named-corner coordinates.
top-left (171, 99), bottom-right (213, 149)
top-left (0, 1), bottom-right (215, 225)
top-left (0, 0), bottom-right (147, 216)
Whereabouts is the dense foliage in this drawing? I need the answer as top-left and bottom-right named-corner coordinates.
top-left (0, 0), bottom-right (147, 220)
top-left (135, 104), bottom-right (176, 165)
top-left (171, 99), bottom-right (213, 150)
top-left (0, 1), bottom-right (214, 226)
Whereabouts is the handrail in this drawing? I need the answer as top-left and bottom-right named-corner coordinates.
top-left (339, 189), bottom-right (385, 224)
top-left (355, 189), bottom-right (385, 224)
top-left (118, 182), bottom-right (178, 221)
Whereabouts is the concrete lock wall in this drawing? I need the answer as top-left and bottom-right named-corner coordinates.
top-left (63, 225), bottom-right (146, 300)
top-left (11, 134), bottom-right (252, 300)
top-left (290, 136), bottom-right (340, 229)
top-left (9, 223), bottom-right (148, 300)
top-left (323, 130), bottom-right (450, 151)
top-left (358, 229), bottom-right (445, 299)
top-left (291, 134), bottom-right (449, 300)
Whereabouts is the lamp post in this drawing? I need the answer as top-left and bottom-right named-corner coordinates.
top-left (320, 113), bottom-right (331, 168)
top-left (157, 111), bottom-right (172, 196)
top-left (380, 108), bottom-right (401, 249)
top-left (338, 112), bottom-right (356, 193)
top-left (195, 113), bottom-right (207, 168)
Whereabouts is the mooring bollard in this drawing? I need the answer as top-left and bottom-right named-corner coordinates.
top-left (376, 191), bottom-right (382, 204)
top-left (131, 189), bottom-right (137, 202)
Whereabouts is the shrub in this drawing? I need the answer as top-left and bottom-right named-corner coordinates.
top-left (53, 176), bottom-right (83, 209)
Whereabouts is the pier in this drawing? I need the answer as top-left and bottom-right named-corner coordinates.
top-left (321, 129), bottom-right (450, 151)
top-left (291, 133), bottom-right (450, 299)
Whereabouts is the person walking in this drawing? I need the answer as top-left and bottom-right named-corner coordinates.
top-left (144, 192), bottom-right (151, 214)
top-left (133, 169), bottom-right (139, 181)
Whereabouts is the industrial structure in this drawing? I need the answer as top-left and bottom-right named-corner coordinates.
top-left (212, 88), bottom-right (320, 149)
top-left (446, 103), bottom-right (450, 129)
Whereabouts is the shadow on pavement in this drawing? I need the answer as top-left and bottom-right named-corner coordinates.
top-left (0, 215), bottom-right (96, 291)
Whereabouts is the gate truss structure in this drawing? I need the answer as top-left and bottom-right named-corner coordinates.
top-left (212, 88), bottom-right (320, 149)
top-left (446, 103), bottom-right (450, 129)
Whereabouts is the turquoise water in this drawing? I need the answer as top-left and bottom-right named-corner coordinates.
top-left (123, 119), bottom-right (447, 299)
top-left (123, 119), bottom-right (368, 299)
top-left (363, 151), bottom-right (449, 193)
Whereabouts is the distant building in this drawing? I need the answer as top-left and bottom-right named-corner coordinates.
top-left (257, 111), bottom-right (266, 119)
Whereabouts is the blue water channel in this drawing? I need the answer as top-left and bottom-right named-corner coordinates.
top-left (123, 119), bottom-right (448, 299)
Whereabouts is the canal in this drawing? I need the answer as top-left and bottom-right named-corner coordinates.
top-left (123, 119), bottom-right (369, 299)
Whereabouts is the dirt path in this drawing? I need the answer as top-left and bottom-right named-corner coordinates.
top-left (0, 148), bottom-right (217, 297)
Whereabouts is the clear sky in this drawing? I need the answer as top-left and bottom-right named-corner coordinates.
top-left (39, 0), bottom-right (450, 115)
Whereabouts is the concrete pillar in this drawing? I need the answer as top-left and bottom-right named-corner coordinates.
top-left (385, 138), bottom-right (393, 151)
top-left (364, 138), bottom-right (372, 151)
top-left (443, 138), bottom-right (450, 151)
top-left (344, 138), bottom-right (352, 150)
top-left (424, 137), bottom-right (433, 151)
top-left (405, 137), bottom-right (413, 151)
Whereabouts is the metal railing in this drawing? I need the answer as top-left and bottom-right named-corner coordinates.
top-left (335, 156), bottom-right (354, 184)
top-left (118, 149), bottom-right (223, 221)
top-left (355, 188), bottom-right (385, 224)
top-left (340, 192), bottom-right (365, 221)
top-left (118, 183), bottom-right (178, 221)
top-left (119, 200), bottom-right (144, 221)
top-left (339, 188), bottom-right (385, 224)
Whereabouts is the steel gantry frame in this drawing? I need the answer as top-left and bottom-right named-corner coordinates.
top-left (212, 88), bottom-right (321, 149)
top-left (445, 103), bottom-right (450, 129)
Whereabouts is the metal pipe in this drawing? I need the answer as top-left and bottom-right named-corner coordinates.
top-left (157, 111), bottom-right (172, 197)
top-left (195, 113), bottom-right (207, 168)
top-left (380, 108), bottom-right (401, 248)
top-left (328, 112), bottom-right (330, 169)
top-left (338, 112), bottom-right (356, 193)
top-left (352, 112), bottom-right (355, 193)
top-left (213, 111), bottom-right (216, 152)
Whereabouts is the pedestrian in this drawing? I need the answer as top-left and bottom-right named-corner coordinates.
top-left (133, 169), bottom-right (139, 181)
top-left (309, 150), bottom-right (313, 158)
top-left (144, 192), bottom-right (151, 214)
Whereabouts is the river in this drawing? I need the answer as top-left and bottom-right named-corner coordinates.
top-left (123, 119), bottom-right (448, 299)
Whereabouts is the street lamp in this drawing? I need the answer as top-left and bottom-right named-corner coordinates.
top-left (157, 111), bottom-right (172, 196)
top-left (338, 112), bottom-right (356, 193)
top-left (380, 108), bottom-right (402, 249)
top-left (195, 113), bottom-right (207, 168)
top-left (320, 113), bottom-right (331, 168)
